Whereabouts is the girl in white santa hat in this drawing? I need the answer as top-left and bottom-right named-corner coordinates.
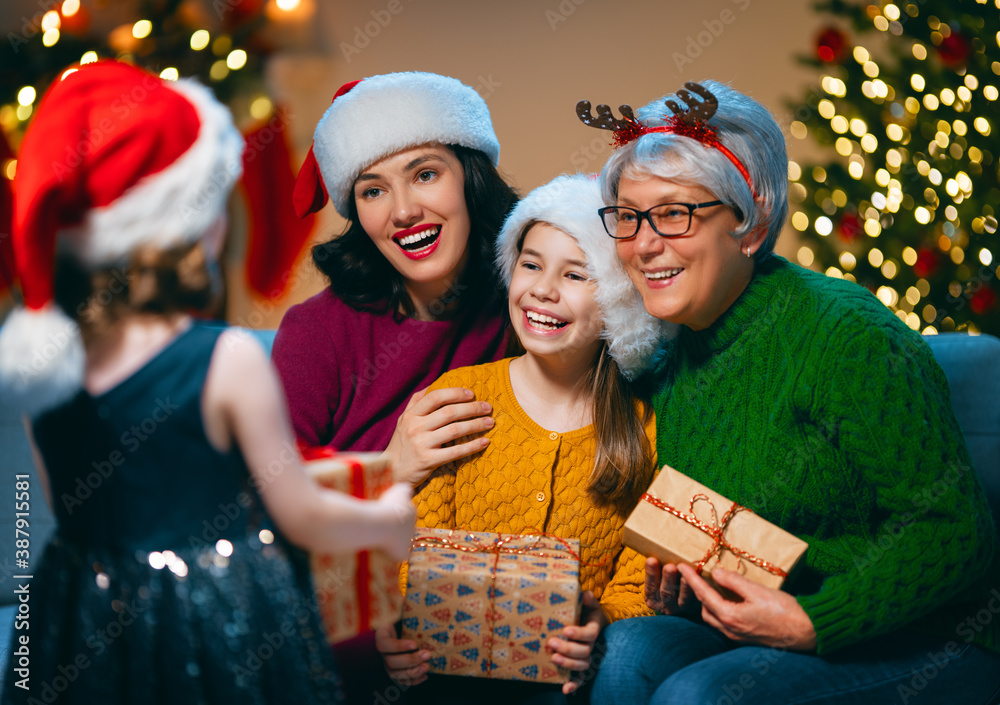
top-left (0, 60), bottom-right (414, 704)
top-left (378, 173), bottom-right (674, 704)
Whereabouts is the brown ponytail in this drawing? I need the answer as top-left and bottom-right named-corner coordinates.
top-left (585, 342), bottom-right (655, 516)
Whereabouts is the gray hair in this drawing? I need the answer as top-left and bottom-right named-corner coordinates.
top-left (599, 80), bottom-right (788, 259)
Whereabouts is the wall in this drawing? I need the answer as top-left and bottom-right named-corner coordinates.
top-left (2, 0), bottom-right (826, 326)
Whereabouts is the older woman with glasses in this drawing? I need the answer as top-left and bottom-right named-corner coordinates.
top-left (579, 81), bottom-right (1000, 704)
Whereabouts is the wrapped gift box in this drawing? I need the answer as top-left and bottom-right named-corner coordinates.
top-left (624, 465), bottom-right (808, 592)
top-left (402, 528), bottom-right (581, 683)
top-left (304, 449), bottom-right (402, 644)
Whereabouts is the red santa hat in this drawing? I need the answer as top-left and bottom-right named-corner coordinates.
top-left (293, 71), bottom-right (500, 219)
top-left (0, 60), bottom-right (243, 417)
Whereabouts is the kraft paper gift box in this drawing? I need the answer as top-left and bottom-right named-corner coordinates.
top-left (624, 465), bottom-right (808, 592)
top-left (304, 448), bottom-right (403, 644)
top-left (402, 528), bottom-right (581, 683)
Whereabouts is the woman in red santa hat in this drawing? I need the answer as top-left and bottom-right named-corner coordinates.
top-left (0, 60), bottom-right (416, 704)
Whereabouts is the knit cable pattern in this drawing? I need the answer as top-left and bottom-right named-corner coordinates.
top-left (652, 256), bottom-right (998, 655)
top-left (409, 358), bottom-right (654, 622)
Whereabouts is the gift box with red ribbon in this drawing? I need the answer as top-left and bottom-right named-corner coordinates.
top-left (401, 528), bottom-right (581, 683)
top-left (302, 445), bottom-right (403, 643)
top-left (624, 465), bottom-right (809, 592)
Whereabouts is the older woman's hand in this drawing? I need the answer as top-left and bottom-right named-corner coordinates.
top-left (678, 564), bottom-right (817, 651)
top-left (645, 557), bottom-right (700, 616)
top-left (384, 386), bottom-right (494, 486)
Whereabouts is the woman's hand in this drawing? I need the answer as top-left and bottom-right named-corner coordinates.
top-left (384, 386), bottom-right (494, 486)
top-left (375, 623), bottom-right (430, 686)
top-left (678, 564), bottom-right (817, 651)
top-left (645, 557), bottom-right (700, 616)
top-left (547, 591), bottom-right (608, 695)
top-left (373, 483), bottom-right (417, 561)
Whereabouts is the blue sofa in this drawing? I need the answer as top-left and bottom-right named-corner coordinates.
top-left (0, 330), bottom-right (997, 689)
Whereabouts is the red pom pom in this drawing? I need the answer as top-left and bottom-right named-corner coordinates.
top-left (837, 212), bottom-right (863, 242)
top-left (670, 117), bottom-right (718, 144)
top-left (60, 4), bottom-right (90, 36)
top-left (937, 31), bottom-right (970, 69)
top-left (816, 26), bottom-right (849, 63)
top-left (612, 119), bottom-right (648, 149)
top-left (970, 286), bottom-right (997, 315)
top-left (912, 248), bottom-right (940, 278)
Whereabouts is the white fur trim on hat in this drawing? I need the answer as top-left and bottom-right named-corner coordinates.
top-left (63, 78), bottom-right (245, 268)
top-left (0, 306), bottom-right (85, 418)
top-left (313, 72), bottom-right (500, 218)
top-left (495, 174), bottom-right (675, 379)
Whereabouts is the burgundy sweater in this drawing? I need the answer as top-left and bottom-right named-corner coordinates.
top-left (272, 289), bottom-right (508, 451)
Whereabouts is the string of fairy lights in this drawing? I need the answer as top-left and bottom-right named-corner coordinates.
top-left (789, 0), bottom-right (999, 335)
top-left (2, 0), bottom-right (316, 187)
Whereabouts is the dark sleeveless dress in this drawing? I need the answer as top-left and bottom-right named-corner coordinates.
top-left (2, 323), bottom-right (343, 704)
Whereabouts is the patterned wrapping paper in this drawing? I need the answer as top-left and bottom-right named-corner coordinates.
top-left (402, 528), bottom-right (582, 683)
top-left (624, 465), bottom-right (809, 592)
top-left (304, 450), bottom-right (403, 644)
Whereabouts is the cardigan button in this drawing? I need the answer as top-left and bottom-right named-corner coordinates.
top-left (548, 432), bottom-right (558, 440)
top-left (536, 491), bottom-right (545, 502)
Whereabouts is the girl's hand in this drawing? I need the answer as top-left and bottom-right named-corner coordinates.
top-left (678, 564), bottom-right (817, 651)
top-left (375, 483), bottom-right (417, 561)
top-left (375, 623), bottom-right (430, 686)
top-left (547, 591), bottom-right (608, 695)
top-left (385, 386), bottom-right (495, 486)
top-left (645, 557), bottom-right (700, 616)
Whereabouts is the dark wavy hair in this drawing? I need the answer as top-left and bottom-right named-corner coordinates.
top-left (311, 144), bottom-right (518, 317)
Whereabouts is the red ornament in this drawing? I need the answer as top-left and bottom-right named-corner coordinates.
top-left (60, 4), bottom-right (91, 37)
top-left (837, 211), bottom-right (863, 242)
top-left (815, 26), bottom-right (849, 63)
top-left (936, 31), bottom-right (970, 69)
top-left (222, 0), bottom-right (264, 29)
top-left (912, 248), bottom-right (940, 278)
top-left (970, 286), bottom-right (997, 315)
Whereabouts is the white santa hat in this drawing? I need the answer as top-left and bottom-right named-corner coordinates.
top-left (293, 72), bottom-right (500, 219)
top-left (0, 60), bottom-right (244, 417)
top-left (495, 174), bottom-right (675, 379)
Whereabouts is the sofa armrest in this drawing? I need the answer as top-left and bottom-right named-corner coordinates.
top-left (924, 332), bottom-right (1000, 525)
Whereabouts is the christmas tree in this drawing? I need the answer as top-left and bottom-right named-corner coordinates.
top-left (787, 0), bottom-right (1000, 335)
top-left (1, 0), bottom-right (283, 142)
top-left (1, 0), bottom-right (318, 304)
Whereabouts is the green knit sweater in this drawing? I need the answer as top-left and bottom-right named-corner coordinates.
top-left (650, 255), bottom-right (999, 655)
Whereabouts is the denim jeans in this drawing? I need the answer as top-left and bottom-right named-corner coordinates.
top-left (591, 616), bottom-right (1000, 705)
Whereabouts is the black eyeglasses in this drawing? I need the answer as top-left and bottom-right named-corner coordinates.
top-left (598, 201), bottom-right (740, 239)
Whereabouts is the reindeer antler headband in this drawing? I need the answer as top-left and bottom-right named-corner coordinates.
top-left (577, 82), bottom-right (756, 197)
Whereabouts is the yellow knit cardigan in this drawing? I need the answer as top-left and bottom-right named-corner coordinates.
top-left (404, 357), bottom-right (655, 623)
